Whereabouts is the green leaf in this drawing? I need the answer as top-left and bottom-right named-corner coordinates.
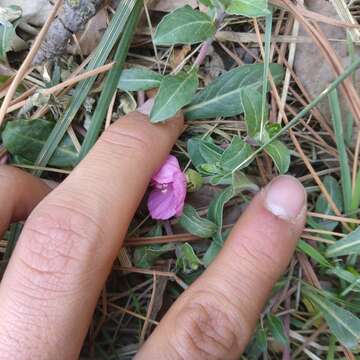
top-left (188, 138), bottom-right (207, 170)
top-left (199, 141), bottom-right (223, 164)
top-left (2, 119), bottom-right (78, 168)
top-left (267, 314), bottom-right (288, 347)
top-left (203, 240), bottom-right (223, 266)
top-left (134, 243), bottom-right (175, 268)
top-left (329, 267), bottom-right (360, 293)
top-left (185, 63), bottom-right (283, 120)
top-left (150, 69), bottom-right (198, 123)
top-left (154, 6), bottom-right (216, 45)
top-left (208, 187), bottom-right (234, 227)
top-left (0, 19), bottom-right (15, 59)
top-left (176, 243), bottom-right (203, 273)
top-left (264, 140), bottom-right (290, 174)
top-left (118, 68), bottom-right (163, 91)
top-left (297, 240), bottom-right (331, 268)
top-left (306, 291), bottom-right (360, 350)
top-left (246, 328), bottom-right (268, 360)
top-left (220, 136), bottom-right (253, 171)
top-left (315, 176), bottom-right (343, 231)
top-left (329, 89), bottom-right (352, 214)
top-left (178, 204), bottom-right (218, 238)
top-left (241, 88), bottom-right (267, 139)
top-left (326, 226), bottom-right (360, 257)
top-left (226, 0), bottom-right (270, 17)
top-left (316, 176), bottom-right (343, 215)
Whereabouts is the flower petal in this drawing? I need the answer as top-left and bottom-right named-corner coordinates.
top-left (152, 155), bottom-right (181, 184)
top-left (173, 172), bottom-right (187, 216)
top-left (148, 187), bottom-right (177, 220)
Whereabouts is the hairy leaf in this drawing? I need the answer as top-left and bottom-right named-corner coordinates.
top-left (226, 0), bottom-right (270, 17)
top-left (220, 136), bottom-right (253, 172)
top-left (151, 69), bottom-right (198, 122)
top-left (179, 204), bottom-right (218, 238)
top-left (241, 88), bottom-right (267, 139)
top-left (2, 119), bottom-right (78, 167)
top-left (267, 314), bottom-right (288, 347)
top-left (185, 63), bottom-right (283, 120)
top-left (264, 140), bottom-right (290, 174)
top-left (306, 291), bottom-right (360, 350)
top-left (154, 5), bottom-right (216, 45)
top-left (118, 68), bottom-right (163, 91)
top-left (326, 226), bottom-right (360, 257)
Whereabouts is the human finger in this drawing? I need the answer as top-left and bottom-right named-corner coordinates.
top-left (136, 175), bottom-right (307, 360)
top-left (0, 112), bottom-right (184, 359)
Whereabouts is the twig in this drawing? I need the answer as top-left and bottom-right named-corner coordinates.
top-left (0, 0), bottom-right (63, 127)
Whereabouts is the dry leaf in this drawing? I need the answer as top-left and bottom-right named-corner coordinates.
top-left (170, 45), bottom-right (191, 69)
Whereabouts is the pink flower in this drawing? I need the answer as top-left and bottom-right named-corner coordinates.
top-left (147, 155), bottom-right (187, 220)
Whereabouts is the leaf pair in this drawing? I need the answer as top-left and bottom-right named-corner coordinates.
top-left (241, 88), bottom-right (290, 173)
top-left (118, 63), bottom-right (284, 124)
top-left (188, 136), bottom-right (254, 185)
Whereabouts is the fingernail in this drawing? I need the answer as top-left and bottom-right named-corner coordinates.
top-left (264, 175), bottom-right (306, 221)
top-left (137, 98), bottom-right (154, 116)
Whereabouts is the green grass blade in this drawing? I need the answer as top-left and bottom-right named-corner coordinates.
top-left (78, 0), bottom-right (143, 160)
top-left (328, 89), bottom-right (352, 214)
top-left (351, 168), bottom-right (360, 211)
top-left (33, 0), bottom-right (137, 175)
top-left (260, 8), bottom-right (272, 141)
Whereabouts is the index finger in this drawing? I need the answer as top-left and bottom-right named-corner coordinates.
top-left (0, 112), bottom-right (184, 359)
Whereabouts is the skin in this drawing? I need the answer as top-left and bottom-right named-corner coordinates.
top-left (0, 111), bottom-right (306, 359)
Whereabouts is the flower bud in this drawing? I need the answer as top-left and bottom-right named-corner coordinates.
top-left (186, 169), bottom-right (203, 192)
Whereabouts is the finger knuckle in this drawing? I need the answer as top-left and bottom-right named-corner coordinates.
top-left (237, 233), bottom-right (284, 276)
top-left (170, 291), bottom-right (243, 359)
top-left (100, 123), bottom-right (153, 159)
top-left (17, 204), bottom-right (104, 295)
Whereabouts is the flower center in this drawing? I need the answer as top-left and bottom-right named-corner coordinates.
top-left (160, 183), bottom-right (168, 193)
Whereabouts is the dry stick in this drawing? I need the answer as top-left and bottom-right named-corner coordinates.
top-left (139, 274), bottom-right (156, 344)
top-left (278, 5), bottom-right (300, 124)
top-left (108, 303), bottom-right (159, 325)
top-left (6, 62), bottom-right (114, 114)
top-left (105, 92), bottom-right (117, 130)
top-left (279, 0), bottom-right (360, 125)
top-left (254, 23), bottom-right (349, 229)
top-left (308, 211), bottom-right (360, 224)
top-left (270, 0), bottom-right (360, 29)
top-left (0, 0), bottom-right (63, 126)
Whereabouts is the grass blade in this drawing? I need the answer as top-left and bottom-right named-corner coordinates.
top-left (260, 9), bottom-right (272, 141)
top-left (79, 0), bottom-right (143, 160)
top-left (328, 89), bottom-right (352, 214)
top-left (33, 0), bottom-right (137, 175)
